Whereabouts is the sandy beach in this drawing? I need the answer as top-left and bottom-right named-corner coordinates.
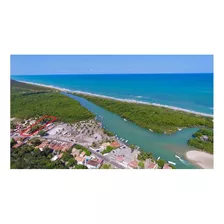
top-left (18, 80), bottom-right (213, 118)
top-left (186, 150), bottom-right (213, 169)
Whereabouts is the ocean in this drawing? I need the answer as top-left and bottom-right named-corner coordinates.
top-left (11, 74), bottom-right (214, 115)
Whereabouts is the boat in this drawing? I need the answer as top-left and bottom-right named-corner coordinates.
top-left (157, 157), bottom-right (160, 161)
top-left (125, 140), bottom-right (128, 143)
top-left (124, 118), bottom-right (127, 122)
top-left (168, 161), bottom-right (176, 165)
top-left (175, 155), bottom-right (181, 159)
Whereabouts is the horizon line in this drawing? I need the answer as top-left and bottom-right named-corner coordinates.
top-left (11, 72), bottom-right (213, 76)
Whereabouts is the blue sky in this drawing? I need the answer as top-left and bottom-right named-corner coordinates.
top-left (11, 55), bottom-right (213, 75)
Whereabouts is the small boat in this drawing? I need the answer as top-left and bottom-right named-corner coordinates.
top-left (124, 118), bottom-right (127, 122)
top-left (157, 157), bottom-right (160, 161)
top-left (125, 140), bottom-right (128, 143)
top-left (168, 161), bottom-right (176, 165)
top-left (175, 155), bottom-right (181, 159)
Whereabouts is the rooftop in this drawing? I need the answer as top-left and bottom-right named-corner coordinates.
top-left (163, 164), bottom-right (172, 169)
top-left (110, 141), bottom-right (121, 148)
top-left (128, 160), bottom-right (138, 168)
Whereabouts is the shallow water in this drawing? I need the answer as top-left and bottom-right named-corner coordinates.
top-left (63, 92), bottom-right (199, 169)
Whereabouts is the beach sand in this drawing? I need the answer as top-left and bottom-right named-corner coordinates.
top-left (186, 150), bottom-right (213, 169)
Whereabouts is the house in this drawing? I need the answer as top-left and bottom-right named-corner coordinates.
top-left (148, 162), bottom-right (158, 169)
top-left (128, 160), bottom-right (138, 169)
top-left (12, 142), bottom-right (24, 149)
top-left (71, 148), bottom-right (80, 157)
top-left (80, 151), bottom-right (86, 157)
top-left (86, 158), bottom-right (103, 169)
top-left (163, 163), bottom-right (172, 169)
top-left (75, 156), bottom-right (85, 165)
top-left (110, 141), bottom-right (121, 148)
top-left (85, 156), bottom-right (92, 163)
top-left (36, 141), bottom-right (49, 151)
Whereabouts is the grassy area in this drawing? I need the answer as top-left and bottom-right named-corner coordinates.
top-left (101, 146), bottom-right (114, 155)
top-left (75, 93), bottom-right (213, 134)
top-left (11, 80), bottom-right (95, 123)
top-left (188, 128), bottom-right (213, 154)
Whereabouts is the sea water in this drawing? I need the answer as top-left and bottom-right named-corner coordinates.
top-left (11, 74), bottom-right (213, 115)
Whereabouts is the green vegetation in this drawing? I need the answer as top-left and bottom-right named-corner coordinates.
top-left (66, 158), bottom-right (77, 168)
top-left (38, 130), bottom-right (46, 136)
top-left (10, 122), bottom-right (16, 129)
top-left (157, 159), bottom-right (166, 168)
top-left (74, 144), bottom-right (91, 156)
top-left (137, 150), bottom-right (153, 161)
top-left (11, 138), bottom-right (16, 147)
top-left (138, 161), bottom-right (144, 169)
top-left (74, 164), bottom-right (88, 169)
top-left (11, 145), bottom-right (66, 169)
top-left (188, 128), bottom-right (213, 154)
top-left (129, 144), bottom-right (136, 149)
top-left (11, 80), bottom-right (94, 123)
top-left (30, 138), bottom-right (41, 146)
top-left (62, 151), bottom-right (73, 162)
top-left (30, 124), bottom-right (41, 133)
top-left (103, 129), bottom-right (114, 136)
top-left (11, 144), bottom-right (87, 169)
top-left (100, 164), bottom-right (112, 169)
top-left (76, 94), bottom-right (213, 134)
top-left (169, 164), bottom-right (176, 169)
top-left (102, 145), bottom-right (114, 155)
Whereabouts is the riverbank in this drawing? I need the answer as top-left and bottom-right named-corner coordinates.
top-left (185, 150), bottom-right (213, 169)
top-left (16, 80), bottom-right (213, 118)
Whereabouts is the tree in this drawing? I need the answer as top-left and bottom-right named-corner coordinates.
top-left (11, 138), bottom-right (16, 147)
top-left (138, 161), bottom-right (144, 169)
top-left (74, 164), bottom-right (88, 169)
top-left (66, 158), bottom-right (77, 167)
top-left (62, 152), bottom-right (73, 162)
top-left (157, 159), bottom-right (166, 168)
top-left (30, 138), bottom-right (41, 146)
top-left (38, 130), bottom-right (45, 136)
top-left (100, 164), bottom-right (111, 169)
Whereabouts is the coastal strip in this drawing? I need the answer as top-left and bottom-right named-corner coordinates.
top-left (185, 150), bottom-right (213, 169)
top-left (16, 80), bottom-right (213, 118)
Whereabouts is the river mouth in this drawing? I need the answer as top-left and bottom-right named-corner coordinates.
top-left (62, 92), bottom-right (199, 169)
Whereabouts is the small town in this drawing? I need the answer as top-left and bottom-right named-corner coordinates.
top-left (10, 116), bottom-right (173, 169)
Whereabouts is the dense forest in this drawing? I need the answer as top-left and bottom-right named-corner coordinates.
top-left (188, 128), bottom-right (213, 154)
top-left (11, 80), bottom-right (95, 123)
top-left (74, 93), bottom-right (213, 134)
top-left (11, 144), bottom-right (87, 169)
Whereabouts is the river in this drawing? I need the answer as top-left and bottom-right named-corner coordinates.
top-left (63, 92), bottom-right (199, 169)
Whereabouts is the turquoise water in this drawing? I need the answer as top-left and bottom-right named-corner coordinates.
top-left (11, 74), bottom-right (213, 115)
top-left (63, 93), bottom-right (198, 169)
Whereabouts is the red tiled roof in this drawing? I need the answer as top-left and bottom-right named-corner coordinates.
top-left (110, 141), bottom-right (120, 148)
top-left (80, 151), bottom-right (86, 157)
top-left (75, 156), bottom-right (85, 163)
top-left (87, 160), bottom-right (99, 167)
top-left (148, 163), bottom-right (156, 169)
top-left (129, 160), bottom-right (138, 168)
top-left (163, 164), bottom-right (172, 169)
top-left (13, 142), bottom-right (23, 149)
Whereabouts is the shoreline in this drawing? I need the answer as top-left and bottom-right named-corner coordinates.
top-left (14, 80), bottom-right (213, 118)
top-left (185, 150), bottom-right (213, 169)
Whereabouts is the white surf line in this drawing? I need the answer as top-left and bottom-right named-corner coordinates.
top-left (17, 80), bottom-right (213, 118)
